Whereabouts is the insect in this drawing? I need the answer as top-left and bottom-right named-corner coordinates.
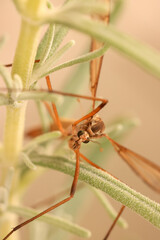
top-left (2, 0), bottom-right (160, 232)
top-left (2, 69), bottom-right (160, 240)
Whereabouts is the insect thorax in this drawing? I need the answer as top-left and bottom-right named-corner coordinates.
top-left (68, 115), bottom-right (105, 150)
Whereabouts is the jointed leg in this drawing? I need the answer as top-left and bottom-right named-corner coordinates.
top-left (103, 205), bottom-right (125, 240)
top-left (45, 75), bottom-right (108, 134)
top-left (31, 183), bottom-right (84, 209)
top-left (72, 98), bottom-right (107, 127)
top-left (45, 76), bottom-right (66, 135)
top-left (79, 152), bottom-right (117, 179)
top-left (79, 152), bottom-right (125, 239)
top-left (2, 149), bottom-right (80, 240)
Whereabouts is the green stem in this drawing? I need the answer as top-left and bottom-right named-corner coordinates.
top-left (12, 20), bottom-right (41, 89)
top-left (1, 0), bottom-right (47, 239)
top-left (2, 20), bottom-right (42, 165)
top-left (3, 1), bottom-right (46, 167)
top-left (3, 104), bottom-right (27, 165)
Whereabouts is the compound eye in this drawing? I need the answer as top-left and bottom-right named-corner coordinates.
top-left (77, 130), bottom-right (84, 137)
top-left (83, 139), bottom-right (90, 144)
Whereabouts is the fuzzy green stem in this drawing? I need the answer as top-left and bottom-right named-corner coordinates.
top-left (3, 104), bottom-right (27, 165)
top-left (1, 0), bottom-right (47, 239)
top-left (2, 0), bottom-right (46, 165)
top-left (12, 20), bottom-right (42, 89)
top-left (2, 21), bottom-right (40, 165)
top-left (3, 0), bottom-right (46, 166)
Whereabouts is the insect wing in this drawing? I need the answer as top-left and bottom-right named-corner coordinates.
top-left (26, 118), bottom-right (75, 137)
top-left (111, 140), bottom-right (160, 193)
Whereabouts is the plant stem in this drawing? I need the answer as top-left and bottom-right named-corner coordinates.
top-left (1, 0), bottom-right (47, 239)
top-left (2, 19), bottom-right (42, 166)
top-left (3, 105), bottom-right (27, 165)
top-left (3, 0), bottom-right (46, 167)
top-left (12, 20), bottom-right (42, 89)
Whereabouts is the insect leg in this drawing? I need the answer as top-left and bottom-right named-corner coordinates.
top-left (79, 152), bottom-right (126, 238)
top-left (79, 152), bottom-right (116, 179)
top-left (45, 75), bottom-right (66, 135)
top-left (72, 97), bottom-right (108, 127)
top-left (103, 205), bottom-right (125, 240)
top-left (44, 75), bottom-right (108, 132)
top-left (2, 149), bottom-right (80, 240)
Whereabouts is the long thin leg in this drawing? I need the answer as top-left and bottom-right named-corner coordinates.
top-left (90, 41), bottom-right (104, 110)
top-left (79, 152), bottom-right (126, 238)
top-left (72, 98), bottom-right (107, 127)
top-left (31, 183), bottom-right (84, 209)
top-left (45, 76), bottom-right (66, 135)
top-left (43, 101), bottom-right (67, 136)
top-left (2, 149), bottom-right (80, 240)
top-left (44, 76), bottom-right (124, 238)
top-left (79, 152), bottom-right (117, 179)
top-left (103, 205), bottom-right (125, 240)
top-left (45, 75), bottom-right (108, 131)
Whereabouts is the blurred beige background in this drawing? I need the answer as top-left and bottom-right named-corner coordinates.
top-left (0, 0), bottom-right (160, 240)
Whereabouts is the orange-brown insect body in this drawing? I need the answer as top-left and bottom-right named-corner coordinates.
top-left (69, 115), bottom-right (105, 150)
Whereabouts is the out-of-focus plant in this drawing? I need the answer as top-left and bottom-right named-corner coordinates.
top-left (0, 1), bottom-right (160, 240)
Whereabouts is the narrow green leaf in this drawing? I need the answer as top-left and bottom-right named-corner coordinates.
top-left (8, 205), bottom-right (91, 238)
top-left (35, 0), bottom-right (55, 62)
top-left (31, 154), bottom-right (160, 229)
top-left (36, 24), bottom-right (55, 65)
top-left (24, 131), bottom-right (61, 152)
top-left (20, 152), bottom-right (37, 170)
top-left (46, 12), bottom-right (160, 78)
top-left (47, 24), bottom-right (69, 59)
top-left (37, 44), bottom-right (109, 78)
top-left (36, 26), bottom-right (52, 61)
top-left (110, 0), bottom-right (125, 23)
top-left (90, 187), bottom-right (128, 228)
top-left (36, 1), bottom-right (69, 62)
top-left (35, 100), bottom-right (50, 133)
top-left (58, 0), bottom-right (109, 15)
top-left (17, 90), bottom-right (59, 102)
top-left (33, 40), bottom-right (75, 80)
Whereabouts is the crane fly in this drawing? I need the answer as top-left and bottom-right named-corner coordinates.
top-left (1, 72), bottom-right (160, 240)
top-left (2, 2), bottom-right (159, 240)
top-left (2, 4), bottom-right (160, 235)
top-left (2, 0), bottom-right (160, 233)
